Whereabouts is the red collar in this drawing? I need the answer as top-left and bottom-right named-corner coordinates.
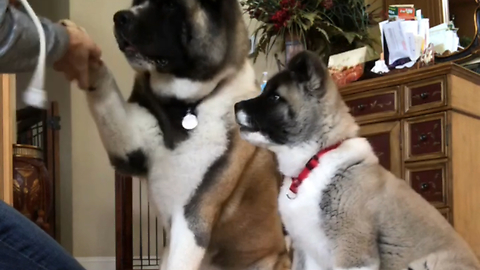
top-left (287, 141), bottom-right (343, 199)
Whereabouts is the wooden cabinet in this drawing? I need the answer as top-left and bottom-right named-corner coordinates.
top-left (439, 207), bottom-right (452, 224)
top-left (340, 63), bottom-right (480, 257)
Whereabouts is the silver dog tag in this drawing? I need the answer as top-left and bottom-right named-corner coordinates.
top-left (182, 113), bottom-right (198, 130)
top-left (286, 190), bottom-right (297, 200)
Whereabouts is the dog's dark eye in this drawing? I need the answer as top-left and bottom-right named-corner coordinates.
top-left (165, 1), bottom-right (176, 10)
top-left (157, 58), bottom-right (169, 67)
top-left (268, 94), bottom-right (281, 102)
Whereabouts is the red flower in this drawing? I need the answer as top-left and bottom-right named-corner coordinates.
top-left (280, 0), bottom-right (300, 9)
top-left (269, 0), bottom-right (304, 30)
top-left (271, 9), bottom-right (290, 26)
top-left (248, 9), bottom-right (262, 19)
top-left (322, 0), bottom-right (333, 10)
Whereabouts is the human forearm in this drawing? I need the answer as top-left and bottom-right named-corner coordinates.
top-left (0, 0), bottom-right (69, 73)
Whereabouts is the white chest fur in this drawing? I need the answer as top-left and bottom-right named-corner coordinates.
top-left (87, 62), bottom-right (259, 270)
top-left (277, 138), bottom-right (376, 269)
top-left (144, 65), bottom-right (257, 225)
top-left (147, 100), bottom-right (231, 221)
top-left (279, 172), bottom-right (334, 269)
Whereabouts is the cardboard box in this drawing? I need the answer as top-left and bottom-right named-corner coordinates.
top-left (388, 5), bottom-right (416, 20)
top-left (328, 47), bottom-right (367, 87)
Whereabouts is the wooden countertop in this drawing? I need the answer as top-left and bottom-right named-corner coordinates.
top-left (339, 62), bottom-right (480, 95)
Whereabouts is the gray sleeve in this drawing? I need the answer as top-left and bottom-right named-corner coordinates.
top-left (0, 0), bottom-right (69, 73)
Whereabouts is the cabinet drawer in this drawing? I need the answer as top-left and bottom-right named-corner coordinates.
top-left (405, 160), bottom-right (449, 208)
top-left (404, 77), bottom-right (446, 114)
top-left (403, 112), bottom-right (447, 161)
top-left (344, 87), bottom-right (399, 122)
top-left (359, 121), bottom-right (401, 178)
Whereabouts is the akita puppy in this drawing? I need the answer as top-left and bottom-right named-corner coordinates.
top-left (234, 51), bottom-right (480, 270)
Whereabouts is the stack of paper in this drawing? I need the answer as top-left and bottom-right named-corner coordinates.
top-left (429, 23), bottom-right (460, 54)
top-left (375, 5), bottom-right (461, 73)
top-left (377, 7), bottom-right (430, 70)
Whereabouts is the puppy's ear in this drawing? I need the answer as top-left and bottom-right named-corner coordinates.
top-left (287, 51), bottom-right (326, 94)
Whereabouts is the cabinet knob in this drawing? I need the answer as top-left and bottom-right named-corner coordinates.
top-left (357, 104), bottom-right (366, 111)
top-left (419, 134), bottom-right (428, 142)
top-left (420, 183), bottom-right (429, 191)
top-left (420, 92), bottom-right (429, 99)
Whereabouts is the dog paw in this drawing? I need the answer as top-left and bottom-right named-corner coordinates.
top-left (87, 62), bottom-right (112, 92)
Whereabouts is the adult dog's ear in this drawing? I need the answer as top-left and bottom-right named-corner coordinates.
top-left (287, 51), bottom-right (326, 95)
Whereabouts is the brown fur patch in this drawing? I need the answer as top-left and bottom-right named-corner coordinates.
top-left (185, 128), bottom-right (288, 269)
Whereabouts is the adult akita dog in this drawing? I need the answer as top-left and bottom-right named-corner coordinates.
top-left (80, 0), bottom-right (290, 269)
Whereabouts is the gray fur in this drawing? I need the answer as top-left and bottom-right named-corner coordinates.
top-left (321, 161), bottom-right (480, 270)
top-left (235, 51), bottom-right (480, 270)
top-left (293, 248), bottom-right (306, 270)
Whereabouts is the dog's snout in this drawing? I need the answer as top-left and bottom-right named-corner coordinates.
top-left (234, 101), bottom-right (244, 114)
top-left (114, 10), bottom-right (134, 27)
top-left (235, 101), bottom-right (252, 128)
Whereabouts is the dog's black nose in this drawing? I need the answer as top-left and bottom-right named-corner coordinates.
top-left (114, 10), bottom-right (134, 27)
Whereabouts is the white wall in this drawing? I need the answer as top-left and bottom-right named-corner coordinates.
top-left (69, 0), bottom-right (134, 257)
top-left (244, 14), bottom-right (285, 82)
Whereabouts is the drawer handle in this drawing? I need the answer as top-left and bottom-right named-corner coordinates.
top-left (357, 104), bottom-right (366, 111)
top-left (420, 183), bottom-right (429, 191)
top-left (419, 134), bottom-right (428, 142)
top-left (420, 92), bottom-right (429, 99)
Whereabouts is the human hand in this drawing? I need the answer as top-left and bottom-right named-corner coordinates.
top-left (9, 0), bottom-right (20, 8)
top-left (53, 20), bottom-right (102, 90)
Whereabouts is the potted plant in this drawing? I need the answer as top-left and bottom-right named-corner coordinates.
top-left (242, 0), bottom-right (382, 63)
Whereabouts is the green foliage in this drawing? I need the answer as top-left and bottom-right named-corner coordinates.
top-left (241, 0), bottom-right (382, 62)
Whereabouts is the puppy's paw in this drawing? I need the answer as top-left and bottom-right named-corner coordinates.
top-left (87, 62), bottom-right (112, 92)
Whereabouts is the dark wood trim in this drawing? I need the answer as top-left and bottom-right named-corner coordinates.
top-left (48, 102), bottom-right (61, 241)
top-left (53, 102), bottom-right (61, 240)
top-left (16, 106), bottom-right (41, 121)
top-left (115, 172), bottom-right (133, 270)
